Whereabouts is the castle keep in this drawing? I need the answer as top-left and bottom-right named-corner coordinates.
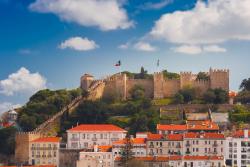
top-left (80, 68), bottom-right (229, 99)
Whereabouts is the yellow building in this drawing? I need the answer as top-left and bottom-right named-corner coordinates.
top-left (29, 137), bottom-right (60, 167)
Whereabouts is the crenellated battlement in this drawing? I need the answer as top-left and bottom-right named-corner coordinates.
top-left (80, 68), bottom-right (229, 100)
top-left (210, 68), bottom-right (229, 73)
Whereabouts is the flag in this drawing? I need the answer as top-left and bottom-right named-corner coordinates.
top-left (115, 60), bottom-right (121, 66)
top-left (157, 59), bottom-right (160, 67)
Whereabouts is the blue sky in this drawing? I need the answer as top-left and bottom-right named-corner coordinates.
top-left (0, 0), bottom-right (250, 113)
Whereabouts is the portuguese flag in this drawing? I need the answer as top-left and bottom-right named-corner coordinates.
top-left (115, 60), bottom-right (121, 66)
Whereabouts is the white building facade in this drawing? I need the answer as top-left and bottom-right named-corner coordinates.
top-left (67, 124), bottom-right (127, 149)
top-left (225, 130), bottom-right (250, 167)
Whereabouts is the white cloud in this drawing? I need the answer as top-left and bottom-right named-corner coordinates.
top-left (118, 42), bottom-right (130, 49)
top-left (173, 45), bottom-right (202, 55)
top-left (150, 0), bottom-right (250, 44)
top-left (140, 0), bottom-right (173, 10)
top-left (0, 102), bottom-right (21, 115)
top-left (29, 0), bottom-right (133, 31)
top-left (203, 45), bottom-right (227, 53)
top-left (173, 44), bottom-right (226, 55)
top-left (60, 37), bottom-right (98, 51)
top-left (0, 67), bottom-right (47, 96)
top-left (134, 42), bottom-right (156, 52)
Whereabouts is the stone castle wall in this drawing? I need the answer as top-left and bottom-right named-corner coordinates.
top-left (15, 132), bottom-right (42, 164)
top-left (126, 79), bottom-right (154, 98)
top-left (81, 68), bottom-right (229, 100)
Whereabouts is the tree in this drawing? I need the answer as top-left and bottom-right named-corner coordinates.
top-left (119, 133), bottom-right (134, 167)
top-left (240, 78), bottom-right (250, 91)
top-left (173, 93), bottom-right (184, 104)
top-left (235, 91), bottom-right (250, 104)
top-left (196, 72), bottom-right (210, 81)
top-left (203, 89), bottom-right (216, 103)
top-left (162, 70), bottom-right (180, 79)
top-left (129, 85), bottom-right (145, 100)
top-left (178, 87), bottom-right (197, 103)
top-left (0, 127), bottom-right (17, 155)
top-left (203, 88), bottom-right (228, 104)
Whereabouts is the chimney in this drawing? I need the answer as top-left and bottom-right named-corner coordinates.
top-left (94, 145), bottom-right (98, 152)
top-left (244, 129), bottom-right (249, 138)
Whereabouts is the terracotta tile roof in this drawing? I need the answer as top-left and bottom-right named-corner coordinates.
top-left (157, 124), bottom-right (187, 131)
top-left (187, 120), bottom-right (219, 131)
top-left (232, 130), bottom-right (250, 138)
top-left (113, 138), bottom-right (146, 145)
top-left (116, 155), bottom-right (223, 162)
top-left (229, 91), bottom-right (237, 98)
top-left (202, 133), bottom-right (225, 139)
top-left (2, 122), bottom-right (15, 128)
top-left (183, 155), bottom-right (224, 160)
top-left (31, 137), bottom-right (60, 143)
top-left (167, 134), bottom-right (183, 141)
top-left (98, 145), bottom-right (112, 152)
top-left (1, 166), bottom-right (56, 167)
top-left (147, 133), bottom-right (163, 140)
top-left (67, 124), bottom-right (127, 132)
top-left (184, 132), bottom-right (224, 139)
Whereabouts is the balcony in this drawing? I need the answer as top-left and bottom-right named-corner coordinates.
top-left (70, 138), bottom-right (79, 141)
top-left (111, 138), bottom-right (119, 141)
top-left (176, 145), bottom-right (181, 148)
top-left (149, 145), bottom-right (154, 148)
top-left (92, 138), bottom-right (97, 141)
top-left (42, 155), bottom-right (46, 158)
top-left (36, 155), bottom-right (41, 158)
top-left (185, 151), bottom-right (191, 154)
top-left (212, 143), bottom-right (218, 147)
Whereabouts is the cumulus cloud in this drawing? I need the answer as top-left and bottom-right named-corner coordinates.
top-left (0, 67), bottom-right (46, 96)
top-left (0, 102), bottom-right (21, 115)
top-left (118, 42), bottom-right (130, 49)
top-left (134, 42), bottom-right (156, 52)
top-left (29, 0), bottom-right (133, 31)
top-left (173, 45), bottom-right (226, 55)
top-left (150, 0), bottom-right (250, 44)
top-left (173, 45), bottom-right (202, 55)
top-left (59, 37), bottom-right (98, 51)
top-left (203, 45), bottom-right (226, 53)
top-left (140, 0), bottom-right (173, 10)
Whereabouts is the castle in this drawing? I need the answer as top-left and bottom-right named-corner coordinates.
top-left (80, 68), bottom-right (229, 99)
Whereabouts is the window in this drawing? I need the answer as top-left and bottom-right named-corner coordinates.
top-left (100, 134), bottom-right (103, 139)
top-left (205, 141), bottom-right (207, 144)
top-left (205, 148), bottom-right (207, 153)
top-left (82, 134), bottom-right (85, 139)
top-left (87, 134), bottom-right (90, 139)
top-left (104, 134), bottom-right (107, 139)
top-left (93, 134), bottom-right (97, 139)
top-left (54, 151), bottom-right (56, 157)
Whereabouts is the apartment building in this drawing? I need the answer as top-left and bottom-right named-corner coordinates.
top-left (29, 137), bottom-right (60, 166)
top-left (67, 124), bottom-right (127, 149)
top-left (112, 138), bottom-right (146, 158)
top-left (183, 132), bottom-right (225, 156)
top-left (114, 155), bottom-right (225, 167)
top-left (225, 129), bottom-right (250, 167)
top-left (76, 145), bottom-right (113, 167)
top-left (157, 120), bottom-right (219, 135)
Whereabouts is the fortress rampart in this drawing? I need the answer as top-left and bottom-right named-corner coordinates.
top-left (80, 68), bottom-right (229, 100)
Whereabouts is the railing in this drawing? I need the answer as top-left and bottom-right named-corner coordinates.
top-left (92, 138), bottom-right (97, 141)
top-left (212, 143), bottom-right (218, 147)
top-left (186, 143), bottom-right (191, 147)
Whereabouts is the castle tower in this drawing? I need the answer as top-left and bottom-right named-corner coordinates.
top-left (180, 72), bottom-right (195, 88)
top-left (153, 72), bottom-right (164, 99)
top-left (114, 73), bottom-right (127, 100)
top-left (80, 74), bottom-right (94, 91)
top-left (209, 68), bottom-right (229, 91)
top-left (15, 132), bottom-right (42, 164)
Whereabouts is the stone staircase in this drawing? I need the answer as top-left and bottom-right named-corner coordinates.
top-left (32, 80), bottom-right (106, 135)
